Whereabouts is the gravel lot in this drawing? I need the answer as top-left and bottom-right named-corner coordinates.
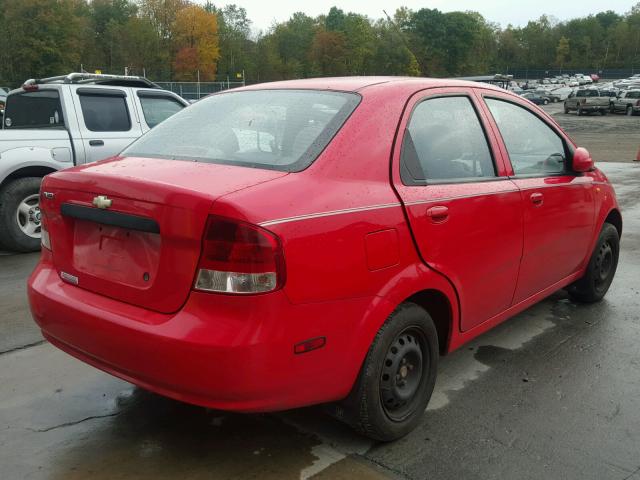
top-left (543, 101), bottom-right (640, 162)
top-left (1, 161), bottom-right (639, 479)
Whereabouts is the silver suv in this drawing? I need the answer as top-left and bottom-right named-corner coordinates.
top-left (0, 73), bottom-right (188, 251)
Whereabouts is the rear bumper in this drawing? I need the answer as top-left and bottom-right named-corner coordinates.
top-left (28, 255), bottom-right (370, 412)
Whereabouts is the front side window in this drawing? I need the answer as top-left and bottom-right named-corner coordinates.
top-left (400, 96), bottom-right (496, 183)
top-left (123, 89), bottom-right (360, 172)
top-left (4, 90), bottom-right (65, 129)
top-left (485, 98), bottom-right (566, 175)
top-left (79, 93), bottom-right (131, 132)
top-left (139, 95), bottom-right (184, 128)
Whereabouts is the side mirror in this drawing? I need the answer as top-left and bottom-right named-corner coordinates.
top-left (572, 147), bottom-right (594, 172)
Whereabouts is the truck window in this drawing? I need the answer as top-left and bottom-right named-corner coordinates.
top-left (79, 93), bottom-right (131, 132)
top-left (139, 96), bottom-right (184, 128)
top-left (4, 90), bottom-right (65, 129)
top-left (576, 90), bottom-right (598, 98)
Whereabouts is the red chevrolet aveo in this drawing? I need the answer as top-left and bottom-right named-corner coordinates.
top-left (28, 77), bottom-right (621, 441)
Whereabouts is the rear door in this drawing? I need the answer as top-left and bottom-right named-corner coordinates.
top-left (133, 90), bottom-right (187, 133)
top-left (392, 87), bottom-right (523, 332)
top-left (71, 86), bottom-right (143, 163)
top-left (479, 92), bottom-right (595, 304)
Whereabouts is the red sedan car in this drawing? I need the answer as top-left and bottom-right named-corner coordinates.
top-left (28, 77), bottom-right (621, 441)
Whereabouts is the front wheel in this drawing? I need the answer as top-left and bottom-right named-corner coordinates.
top-left (568, 223), bottom-right (619, 303)
top-left (564, 106), bottom-right (570, 114)
top-left (339, 303), bottom-right (438, 441)
top-left (0, 177), bottom-right (43, 252)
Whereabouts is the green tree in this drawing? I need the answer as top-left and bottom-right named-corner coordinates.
top-left (555, 36), bottom-right (570, 69)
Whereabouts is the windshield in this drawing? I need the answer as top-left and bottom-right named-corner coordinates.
top-left (123, 89), bottom-right (361, 172)
top-left (4, 90), bottom-right (65, 129)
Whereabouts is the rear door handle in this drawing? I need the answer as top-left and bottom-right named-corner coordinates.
top-left (530, 192), bottom-right (544, 205)
top-left (427, 205), bottom-right (449, 221)
top-left (89, 140), bottom-right (104, 147)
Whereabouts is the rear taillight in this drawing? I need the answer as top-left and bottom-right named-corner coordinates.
top-left (194, 216), bottom-right (285, 294)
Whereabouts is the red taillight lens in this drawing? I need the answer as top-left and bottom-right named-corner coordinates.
top-left (194, 216), bottom-right (285, 294)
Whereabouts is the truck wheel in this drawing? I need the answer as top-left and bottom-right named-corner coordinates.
top-left (0, 177), bottom-right (43, 252)
top-left (627, 105), bottom-right (634, 116)
top-left (568, 223), bottom-right (619, 303)
top-left (339, 303), bottom-right (438, 441)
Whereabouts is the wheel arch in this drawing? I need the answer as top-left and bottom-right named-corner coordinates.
top-left (403, 289), bottom-right (453, 355)
top-left (604, 208), bottom-right (622, 237)
top-left (1, 166), bottom-right (57, 191)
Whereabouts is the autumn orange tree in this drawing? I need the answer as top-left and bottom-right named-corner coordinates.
top-left (172, 4), bottom-right (220, 81)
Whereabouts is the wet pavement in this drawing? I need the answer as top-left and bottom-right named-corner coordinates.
top-left (1, 162), bottom-right (639, 479)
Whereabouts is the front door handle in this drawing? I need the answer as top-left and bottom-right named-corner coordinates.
top-left (530, 192), bottom-right (544, 206)
top-left (427, 205), bottom-right (449, 221)
top-left (89, 140), bottom-right (104, 147)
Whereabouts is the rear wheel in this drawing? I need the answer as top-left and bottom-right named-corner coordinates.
top-left (568, 223), bottom-right (619, 303)
top-left (626, 105), bottom-right (633, 116)
top-left (610, 103), bottom-right (615, 113)
top-left (600, 109), bottom-right (607, 116)
top-left (338, 303), bottom-right (438, 441)
top-left (564, 106), bottom-right (570, 114)
top-left (0, 177), bottom-right (43, 252)
top-left (577, 107), bottom-right (583, 116)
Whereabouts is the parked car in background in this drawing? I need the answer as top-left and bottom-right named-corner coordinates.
top-left (28, 76), bottom-right (621, 442)
top-left (590, 74), bottom-right (600, 82)
top-left (521, 92), bottom-right (549, 105)
top-left (550, 86), bottom-right (574, 101)
top-left (610, 90), bottom-right (640, 115)
top-left (0, 73), bottom-right (188, 252)
top-left (564, 89), bottom-right (608, 115)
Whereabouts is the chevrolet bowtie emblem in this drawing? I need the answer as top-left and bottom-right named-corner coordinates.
top-left (92, 195), bottom-right (112, 209)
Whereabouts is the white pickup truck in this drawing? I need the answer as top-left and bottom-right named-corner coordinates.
top-left (0, 73), bottom-right (188, 251)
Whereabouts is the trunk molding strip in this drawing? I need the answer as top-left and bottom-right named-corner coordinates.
top-left (60, 203), bottom-right (160, 234)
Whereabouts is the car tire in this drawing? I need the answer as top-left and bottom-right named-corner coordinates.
top-left (626, 105), bottom-right (633, 116)
top-left (543, 99), bottom-right (549, 105)
top-left (610, 103), bottom-right (615, 113)
top-left (0, 177), bottom-right (43, 252)
top-left (568, 223), bottom-right (619, 303)
top-left (553, 98), bottom-right (558, 103)
top-left (600, 109), bottom-right (607, 116)
top-left (337, 302), bottom-right (439, 441)
top-left (564, 106), bottom-right (570, 114)
top-left (577, 107), bottom-right (583, 116)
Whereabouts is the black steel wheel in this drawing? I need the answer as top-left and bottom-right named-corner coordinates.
top-left (335, 302), bottom-right (439, 442)
top-left (569, 223), bottom-right (619, 303)
top-left (379, 327), bottom-right (427, 421)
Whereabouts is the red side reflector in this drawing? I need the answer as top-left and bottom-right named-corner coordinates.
top-left (294, 337), bottom-right (326, 354)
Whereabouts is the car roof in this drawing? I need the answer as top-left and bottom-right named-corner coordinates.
top-left (237, 76), bottom-right (505, 94)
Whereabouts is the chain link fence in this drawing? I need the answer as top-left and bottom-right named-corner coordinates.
top-left (154, 81), bottom-right (245, 101)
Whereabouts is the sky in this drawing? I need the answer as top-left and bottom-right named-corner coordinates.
top-left (198, 0), bottom-right (635, 32)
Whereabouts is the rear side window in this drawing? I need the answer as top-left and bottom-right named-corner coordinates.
top-left (486, 98), bottom-right (566, 176)
top-left (78, 92), bottom-right (131, 132)
top-left (4, 90), bottom-right (65, 129)
top-left (576, 90), bottom-right (598, 97)
top-left (138, 95), bottom-right (184, 128)
top-left (400, 96), bottom-right (496, 184)
top-left (122, 89), bottom-right (361, 172)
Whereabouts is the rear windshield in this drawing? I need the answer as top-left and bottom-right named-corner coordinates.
top-left (4, 90), bottom-right (65, 129)
top-left (122, 89), bottom-right (361, 172)
top-left (576, 90), bottom-right (598, 97)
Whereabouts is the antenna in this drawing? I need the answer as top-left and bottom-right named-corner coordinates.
top-left (383, 9), bottom-right (422, 73)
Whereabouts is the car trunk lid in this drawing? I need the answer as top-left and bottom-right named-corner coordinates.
top-left (42, 156), bottom-right (287, 313)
